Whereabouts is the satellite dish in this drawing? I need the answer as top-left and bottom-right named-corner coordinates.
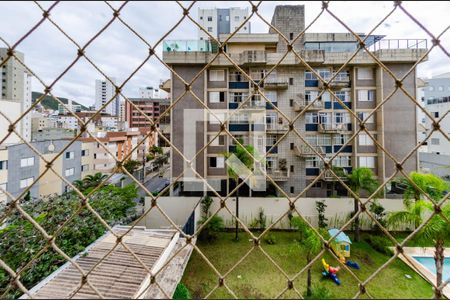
top-left (48, 141), bottom-right (55, 152)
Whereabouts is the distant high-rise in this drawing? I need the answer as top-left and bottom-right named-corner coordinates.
top-left (139, 86), bottom-right (160, 99)
top-left (95, 78), bottom-right (119, 116)
top-left (0, 48), bottom-right (32, 143)
top-left (197, 7), bottom-right (250, 40)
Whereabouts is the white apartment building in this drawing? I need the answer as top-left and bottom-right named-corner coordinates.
top-left (139, 86), bottom-right (160, 99)
top-left (198, 7), bottom-right (250, 40)
top-left (421, 72), bottom-right (450, 155)
top-left (0, 48), bottom-right (32, 142)
top-left (95, 77), bottom-right (120, 116)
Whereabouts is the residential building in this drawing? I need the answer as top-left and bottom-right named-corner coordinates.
top-left (30, 111), bottom-right (58, 133)
top-left (125, 97), bottom-right (171, 145)
top-left (0, 48), bottom-right (32, 142)
top-left (95, 77), bottom-right (120, 116)
top-left (78, 129), bottom-right (157, 177)
top-left (163, 5), bottom-right (426, 197)
top-left (32, 128), bottom-right (75, 142)
top-left (197, 7), bottom-right (250, 40)
top-left (139, 86), bottom-right (160, 99)
top-left (56, 111), bottom-right (119, 132)
top-left (58, 101), bottom-right (81, 114)
top-left (0, 139), bottom-right (82, 203)
top-left (420, 72), bottom-right (450, 155)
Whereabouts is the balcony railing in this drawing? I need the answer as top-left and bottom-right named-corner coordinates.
top-left (369, 38), bottom-right (427, 51)
top-left (318, 123), bottom-right (349, 133)
top-left (320, 167), bottom-right (349, 182)
top-left (294, 100), bottom-right (324, 111)
top-left (240, 50), bottom-right (266, 65)
top-left (293, 145), bottom-right (324, 157)
top-left (264, 75), bottom-right (288, 90)
top-left (266, 123), bottom-right (289, 133)
top-left (266, 169), bottom-right (290, 181)
top-left (163, 40), bottom-right (211, 52)
top-left (318, 74), bottom-right (351, 89)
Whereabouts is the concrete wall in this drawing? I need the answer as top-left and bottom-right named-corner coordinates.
top-left (419, 152), bottom-right (450, 179)
top-left (269, 5), bottom-right (305, 52)
top-left (142, 196), bottom-right (410, 231)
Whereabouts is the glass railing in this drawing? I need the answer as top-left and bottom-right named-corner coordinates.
top-left (163, 40), bottom-right (211, 52)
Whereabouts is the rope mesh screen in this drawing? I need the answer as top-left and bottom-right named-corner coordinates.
top-left (0, 1), bottom-right (449, 299)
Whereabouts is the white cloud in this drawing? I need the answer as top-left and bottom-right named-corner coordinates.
top-left (0, 1), bottom-right (448, 106)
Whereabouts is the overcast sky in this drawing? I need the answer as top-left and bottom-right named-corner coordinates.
top-left (0, 1), bottom-right (449, 107)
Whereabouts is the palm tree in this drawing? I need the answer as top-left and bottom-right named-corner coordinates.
top-left (388, 202), bottom-right (450, 299)
top-left (347, 167), bottom-right (379, 242)
top-left (73, 179), bottom-right (85, 192)
top-left (83, 172), bottom-right (107, 190)
top-left (224, 138), bottom-right (256, 241)
top-left (291, 217), bottom-right (327, 296)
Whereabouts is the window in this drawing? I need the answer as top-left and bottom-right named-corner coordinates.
top-left (289, 78), bottom-right (294, 85)
top-left (357, 67), bottom-right (374, 80)
top-left (290, 165), bottom-right (294, 173)
top-left (234, 16), bottom-right (239, 21)
top-left (65, 151), bottom-right (74, 159)
top-left (209, 156), bottom-right (224, 168)
top-left (428, 86), bottom-right (434, 91)
top-left (209, 69), bottom-right (225, 81)
top-left (20, 177), bottom-right (34, 189)
top-left (207, 27), bottom-right (213, 32)
top-left (230, 92), bottom-right (248, 103)
top-left (333, 156), bottom-right (351, 167)
top-left (289, 33), bottom-right (294, 40)
top-left (207, 16), bottom-right (212, 21)
top-left (289, 99), bottom-right (293, 107)
top-left (290, 186), bottom-right (294, 194)
top-left (94, 153), bottom-right (97, 159)
top-left (359, 134), bottom-right (374, 146)
top-left (81, 149), bottom-right (89, 156)
top-left (434, 112), bottom-right (439, 118)
top-left (81, 164), bottom-right (89, 172)
top-left (305, 112), bottom-right (318, 124)
top-left (335, 91), bottom-right (349, 102)
top-left (306, 157), bottom-right (319, 168)
top-left (431, 138), bottom-right (440, 145)
top-left (290, 143), bottom-right (294, 150)
top-left (20, 157), bottom-right (35, 168)
top-left (0, 160), bottom-right (7, 170)
top-left (438, 86), bottom-right (444, 91)
top-left (359, 156), bottom-right (375, 168)
top-left (209, 111), bottom-right (226, 124)
top-left (200, 16), bottom-right (203, 20)
top-left (225, 16), bottom-right (229, 21)
top-left (305, 91), bottom-right (320, 103)
top-left (209, 135), bottom-right (225, 146)
top-left (357, 112), bottom-right (375, 123)
top-left (65, 168), bottom-right (75, 177)
top-left (209, 91), bottom-right (225, 103)
top-left (358, 90), bottom-right (375, 101)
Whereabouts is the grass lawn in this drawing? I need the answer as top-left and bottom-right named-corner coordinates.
top-left (181, 231), bottom-right (434, 299)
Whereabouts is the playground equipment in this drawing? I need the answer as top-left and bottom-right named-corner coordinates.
top-left (328, 228), bottom-right (361, 270)
top-left (322, 258), bottom-right (341, 285)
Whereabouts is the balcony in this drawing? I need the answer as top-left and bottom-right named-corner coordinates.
top-left (240, 50), bottom-right (266, 65)
top-left (163, 40), bottom-right (211, 52)
top-left (266, 123), bottom-right (289, 134)
top-left (318, 123), bottom-right (349, 134)
top-left (266, 169), bottom-right (290, 181)
top-left (264, 76), bottom-right (288, 90)
top-left (294, 99), bottom-right (324, 112)
top-left (318, 75), bottom-right (351, 90)
top-left (293, 145), bottom-right (324, 157)
top-left (321, 167), bottom-right (349, 182)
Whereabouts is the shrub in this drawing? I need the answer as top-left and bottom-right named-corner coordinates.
top-left (303, 286), bottom-right (333, 299)
top-left (369, 200), bottom-right (387, 231)
top-left (315, 200), bottom-right (328, 229)
top-left (263, 233), bottom-right (277, 245)
top-left (364, 235), bottom-right (393, 256)
top-left (197, 196), bottom-right (224, 242)
top-left (173, 283), bottom-right (191, 299)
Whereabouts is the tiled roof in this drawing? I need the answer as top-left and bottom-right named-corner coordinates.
top-left (26, 227), bottom-right (177, 299)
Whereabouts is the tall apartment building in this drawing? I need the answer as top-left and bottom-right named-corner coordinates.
top-left (95, 77), bottom-right (120, 116)
top-left (421, 73), bottom-right (450, 155)
top-left (139, 86), bottom-right (160, 99)
top-left (198, 7), bottom-right (250, 40)
top-left (0, 48), bottom-right (32, 142)
top-left (0, 140), bottom-right (82, 203)
top-left (163, 5), bottom-right (426, 197)
top-left (125, 97), bottom-right (171, 145)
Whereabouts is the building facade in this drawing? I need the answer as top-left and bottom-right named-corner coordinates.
top-left (139, 86), bottom-right (161, 99)
top-left (0, 48), bottom-right (32, 142)
top-left (95, 77), bottom-right (120, 116)
top-left (0, 140), bottom-right (82, 203)
top-left (197, 7), bottom-right (250, 40)
top-left (163, 5), bottom-right (426, 197)
top-left (421, 73), bottom-right (450, 155)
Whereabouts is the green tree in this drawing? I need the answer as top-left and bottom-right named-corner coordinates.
top-left (388, 202), bottom-right (450, 299)
top-left (149, 145), bottom-right (163, 156)
top-left (347, 167), bottom-right (379, 242)
top-left (399, 172), bottom-right (449, 205)
top-left (0, 184), bottom-right (138, 298)
top-left (123, 159), bottom-right (141, 174)
top-left (82, 172), bottom-right (108, 191)
top-left (291, 217), bottom-right (327, 296)
top-left (223, 139), bottom-right (256, 241)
